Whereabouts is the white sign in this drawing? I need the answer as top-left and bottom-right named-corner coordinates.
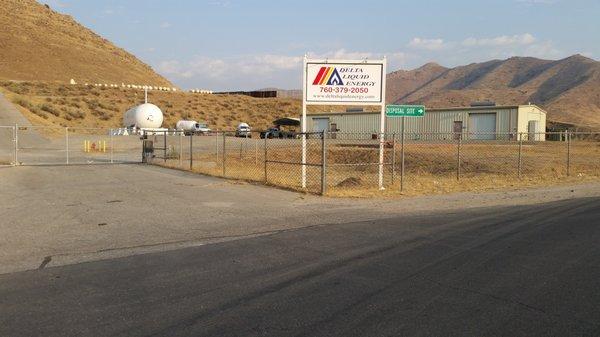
top-left (301, 57), bottom-right (387, 191)
top-left (304, 61), bottom-right (384, 105)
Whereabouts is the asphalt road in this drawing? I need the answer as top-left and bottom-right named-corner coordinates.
top-left (1, 196), bottom-right (599, 337)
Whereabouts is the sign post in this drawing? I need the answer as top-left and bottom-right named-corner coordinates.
top-left (302, 57), bottom-right (387, 189)
top-left (386, 104), bottom-right (426, 191)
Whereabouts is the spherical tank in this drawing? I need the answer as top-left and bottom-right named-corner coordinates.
top-left (123, 103), bottom-right (164, 129)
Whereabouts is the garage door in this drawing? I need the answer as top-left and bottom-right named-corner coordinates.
top-left (469, 113), bottom-right (496, 140)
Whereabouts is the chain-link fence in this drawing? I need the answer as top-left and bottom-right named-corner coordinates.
top-left (148, 130), bottom-right (600, 196)
top-left (0, 125), bottom-right (142, 166)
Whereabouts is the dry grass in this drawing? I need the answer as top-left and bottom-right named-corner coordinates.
top-left (150, 137), bottom-right (600, 198)
top-left (0, 81), bottom-right (379, 132)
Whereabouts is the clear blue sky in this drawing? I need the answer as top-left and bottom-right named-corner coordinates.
top-left (46, 0), bottom-right (599, 91)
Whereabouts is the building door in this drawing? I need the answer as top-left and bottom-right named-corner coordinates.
top-left (469, 113), bottom-right (496, 140)
top-left (313, 118), bottom-right (330, 133)
top-left (528, 120), bottom-right (540, 141)
top-left (453, 121), bottom-right (463, 140)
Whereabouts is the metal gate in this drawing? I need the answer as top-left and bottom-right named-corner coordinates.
top-left (1, 125), bottom-right (142, 166)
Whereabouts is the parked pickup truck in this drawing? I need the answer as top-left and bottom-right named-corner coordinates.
top-left (259, 127), bottom-right (296, 139)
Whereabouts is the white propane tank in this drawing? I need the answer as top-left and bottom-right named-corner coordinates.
top-left (123, 103), bottom-right (164, 129)
top-left (176, 120), bottom-right (200, 132)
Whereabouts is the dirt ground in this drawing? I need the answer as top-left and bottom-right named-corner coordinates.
top-left (152, 135), bottom-right (600, 197)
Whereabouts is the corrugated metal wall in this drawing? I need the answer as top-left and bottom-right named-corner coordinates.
top-left (308, 107), bottom-right (518, 136)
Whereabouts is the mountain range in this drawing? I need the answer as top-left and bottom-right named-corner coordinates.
top-left (386, 55), bottom-right (600, 128)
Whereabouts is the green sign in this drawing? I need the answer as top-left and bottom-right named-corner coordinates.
top-left (386, 105), bottom-right (425, 117)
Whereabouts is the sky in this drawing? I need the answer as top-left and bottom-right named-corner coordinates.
top-left (46, 0), bottom-right (600, 91)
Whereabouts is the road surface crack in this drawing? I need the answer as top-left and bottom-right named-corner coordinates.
top-left (38, 256), bottom-right (52, 269)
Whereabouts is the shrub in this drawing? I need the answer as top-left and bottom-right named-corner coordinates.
top-left (86, 99), bottom-right (99, 110)
top-left (39, 103), bottom-right (60, 117)
top-left (98, 111), bottom-right (113, 121)
top-left (31, 107), bottom-right (48, 119)
top-left (99, 102), bottom-right (118, 112)
top-left (66, 110), bottom-right (85, 120)
top-left (5, 82), bottom-right (29, 94)
top-left (12, 97), bottom-right (33, 109)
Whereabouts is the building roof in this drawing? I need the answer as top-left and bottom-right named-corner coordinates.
top-left (273, 117), bottom-right (301, 126)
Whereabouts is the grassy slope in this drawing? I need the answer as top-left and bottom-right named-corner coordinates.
top-left (0, 0), bottom-right (172, 86)
top-left (0, 81), bottom-right (377, 131)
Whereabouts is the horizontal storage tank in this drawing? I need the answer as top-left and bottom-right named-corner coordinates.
top-left (176, 120), bottom-right (201, 132)
top-left (123, 103), bottom-right (164, 129)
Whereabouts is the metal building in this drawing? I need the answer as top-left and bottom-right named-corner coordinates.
top-left (306, 104), bottom-right (547, 141)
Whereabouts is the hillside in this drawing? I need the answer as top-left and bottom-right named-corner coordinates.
top-left (0, 81), bottom-right (301, 130)
top-left (385, 62), bottom-right (448, 104)
top-left (0, 0), bottom-right (172, 87)
top-left (387, 55), bottom-right (600, 129)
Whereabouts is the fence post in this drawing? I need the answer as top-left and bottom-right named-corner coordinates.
top-left (401, 121), bottom-right (405, 191)
top-left (321, 130), bottom-right (327, 195)
top-left (15, 124), bottom-right (19, 165)
top-left (255, 137), bottom-right (258, 165)
top-left (179, 131), bottom-right (182, 167)
top-left (456, 134), bottom-right (462, 180)
top-left (110, 129), bottom-right (114, 164)
top-left (215, 132), bottom-right (218, 163)
top-left (222, 132), bottom-right (227, 177)
top-left (65, 127), bottom-right (69, 165)
top-left (391, 133), bottom-right (396, 185)
top-left (566, 130), bottom-right (571, 177)
top-left (264, 134), bottom-right (268, 184)
top-left (189, 133), bottom-right (193, 170)
top-left (13, 125), bottom-right (18, 166)
top-left (163, 131), bottom-right (167, 163)
top-left (518, 132), bottom-right (523, 179)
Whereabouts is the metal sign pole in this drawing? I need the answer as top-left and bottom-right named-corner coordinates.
top-left (301, 55), bottom-right (308, 189)
top-left (401, 117), bottom-right (405, 192)
top-left (378, 57), bottom-right (387, 190)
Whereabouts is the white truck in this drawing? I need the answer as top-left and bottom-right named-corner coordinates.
top-left (176, 120), bottom-right (211, 135)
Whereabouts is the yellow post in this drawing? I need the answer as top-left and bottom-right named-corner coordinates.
top-left (84, 140), bottom-right (88, 153)
top-left (102, 140), bottom-right (107, 153)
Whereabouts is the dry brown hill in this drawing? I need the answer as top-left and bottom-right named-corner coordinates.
top-left (0, 0), bottom-right (172, 86)
top-left (388, 55), bottom-right (600, 129)
top-left (0, 81), bottom-right (376, 131)
top-left (385, 62), bottom-right (448, 104)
